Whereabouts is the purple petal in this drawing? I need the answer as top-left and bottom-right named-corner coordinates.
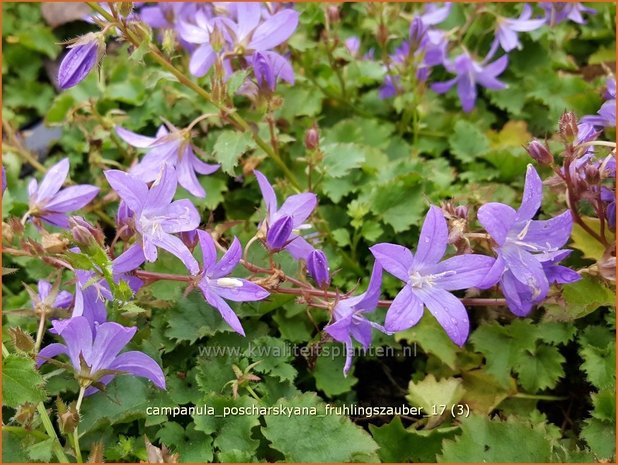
top-left (177, 154), bottom-right (205, 198)
top-left (37, 280), bottom-right (52, 302)
top-left (249, 9), bottom-right (299, 51)
top-left (429, 254), bottom-right (497, 290)
top-left (190, 43), bottom-right (216, 77)
top-left (369, 243), bottom-right (413, 282)
top-left (307, 249), bottom-right (330, 288)
top-left (275, 193), bottom-right (317, 228)
top-left (324, 314), bottom-right (353, 344)
top-left (497, 26), bottom-right (520, 52)
top-left (72, 284), bottom-right (107, 328)
top-left (146, 164), bottom-right (177, 209)
top-left (112, 242), bottom-right (146, 274)
top-left (236, 2), bottom-right (262, 40)
top-left (414, 287), bottom-right (469, 347)
top-left (108, 351), bottom-right (166, 389)
top-left (197, 230), bottom-right (218, 270)
top-left (37, 343), bottom-right (68, 367)
top-left (261, 51), bottom-right (295, 85)
top-left (350, 319), bottom-right (373, 349)
top-left (152, 232), bottom-right (200, 275)
top-left (58, 41), bottom-right (99, 90)
top-left (211, 278), bottom-right (269, 302)
top-left (477, 202), bottom-right (517, 246)
top-left (384, 285), bottom-right (424, 332)
top-left (482, 54), bottom-right (509, 77)
top-left (52, 316), bottom-right (93, 370)
top-left (457, 74), bottom-right (477, 113)
top-left (413, 206), bottom-right (448, 267)
top-left (284, 234), bottom-right (314, 261)
top-left (500, 270), bottom-right (534, 316)
top-left (516, 164), bottom-right (543, 221)
top-left (520, 211), bottom-right (573, 251)
top-left (254, 170), bottom-right (278, 217)
top-left (89, 322), bottom-right (137, 373)
top-left (190, 151), bottom-right (220, 176)
top-left (45, 185), bottom-right (99, 212)
top-left (501, 245), bottom-right (549, 302)
top-left (54, 290), bottom-right (73, 309)
top-left (431, 78), bottom-right (457, 94)
top-left (211, 237), bottom-right (242, 278)
top-left (104, 170), bottom-right (147, 213)
top-left (200, 285), bottom-right (245, 336)
top-left (267, 216), bottom-right (293, 250)
top-left (159, 199), bottom-right (201, 234)
top-left (37, 158), bottom-right (69, 202)
top-left (115, 126), bottom-right (158, 148)
top-left (353, 262), bottom-right (383, 311)
top-left (40, 213), bottom-right (70, 228)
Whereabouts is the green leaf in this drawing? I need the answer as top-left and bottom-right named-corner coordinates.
top-left (313, 343), bottom-right (358, 396)
top-left (321, 143), bottom-right (368, 178)
top-left (570, 217), bottom-right (606, 260)
top-left (2, 354), bottom-right (46, 408)
top-left (560, 275), bottom-right (616, 319)
top-left (27, 438), bottom-right (55, 462)
top-left (513, 344), bottom-right (565, 392)
top-left (590, 389), bottom-right (616, 422)
top-left (448, 120), bottom-right (490, 163)
top-left (579, 341), bottom-right (616, 389)
top-left (406, 374), bottom-right (464, 418)
top-left (155, 422), bottom-right (213, 462)
top-left (165, 293), bottom-right (233, 343)
top-left (369, 417), bottom-right (457, 463)
top-left (247, 336), bottom-right (297, 382)
top-left (46, 93), bottom-right (75, 124)
top-left (212, 131), bottom-right (255, 175)
top-left (439, 415), bottom-right (556, 462)
top-left (580, 418), bottom-right (616, 460)
top-left (261, 393), bottom-right (379, 462)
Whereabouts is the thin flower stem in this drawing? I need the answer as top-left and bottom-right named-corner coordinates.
top-left (72, 387), bottom-right (86, 463)
top-left (34, 309), bottom-right (47, 354)
top-left (36, 402), bottom-right (70, 463)
top-left (513, 393), bottom-right (569, 401)
top-left (578, 140), bottom-right (616, 149)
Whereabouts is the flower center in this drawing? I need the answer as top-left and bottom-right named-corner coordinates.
top-left (409, 270), bottom-right (456, 289)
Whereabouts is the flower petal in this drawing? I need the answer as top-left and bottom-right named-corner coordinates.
top-left (197, 230), bottom-right (218, 270)
top-left (37, 158), bottom-right (70, 201)
top-left (501, 245), bottom-right (549, 302)
top-left (413, 205), bottom-right (448, 267)
top-left (414, 287), bottom-right (470, 347)
top-left (104, 170), bottom-right (147, 213)
top-left (189, 43), bottom-right (216, 77)
top-left (112, 242), bottom-right (146, 274)
top-left (275, 193), bottom-right (317, 227)
top-left (254, 170), bottom-right (278, 217)
top-left (115, 126), bottom-right (159, 148)
top-left (177, 154), bottom-right (206, 198)
top-left (429, 254), bottom-right (497, 290)
top-left (45, 185), bottom-right (99, 212)
top-left (200, 285), bottom-right (245, 336)
top-left (160, 199), bottom-right (201, 234)
top-left (108, 351), bottom-right (166, 389)
top-left (477, 202), bottom-right (517, 246)
top-left (353, 262), bottom-right (383, 311)
top-left (284, 234), bottom-right (315, 261)
top-left (37, 343), bottom-right (68, 367)
top-left (324, 314), bottom-right (354, 344)
top-left (211, 237), bottom-right (242, 278)
top-left (89, 322), bottom-right (137, 373)
top-left (370, 243), bottom-right (413, 282)
top-left (520, 211), bottom-right (573, 251)
top-left (384, 285), bottom-right (424, 332)
top-left (500, 270), bottom-right (534, 316)
top-left (516, 164), bottom-right (543, 221)
top-left (211, 278), bottom-right (269, 302)
top-left (151, 232), bottom-right (200, 275)
top-left (52, 316), bottom-right (93, 370)
top-left (249, 9), bottom-right (299, 51)
top-left (146, 164), bottom-right (177, 209)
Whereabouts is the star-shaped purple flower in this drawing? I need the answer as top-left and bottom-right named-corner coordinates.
top-left (196, 230), bottom-right (269, 336)
top-left (478, 165), bottom-right (574, 316)
top-left (116, 124), bottom-right (219, 198)
top-left (37, 316), bottom-right (165, 395)
top-left (255, 170), bottom-right (317, 260)
top-left (540, 2), bottom-right (596, 26)
top-left (28, 158), bottom-right (99, 228)
top-left (324, 263), bottom-right (389, 375)
top-left (29, 280), bottom-right (73, 311)
top-left (493, 5), bottom-right (545, 53)
top-left (431, 52), bottom-right (508, 112)
top-left (105, 165), bottom-right (201, 275)
top-left (371, 206), bottom-right (496, 346)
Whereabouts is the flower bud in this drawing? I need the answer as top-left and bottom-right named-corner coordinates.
top-left (598, 244), bottom-right (616, 282)
top-left (327, 5), bottom-right (340, 24)
top-left (58, 32), bottom-right (105, 90)
top-left (180, 229), bottom-right (198, 250)
top-left (559, 111), bottom-right (578, 145)
top-left (454, 205), bottom-right (468, 220)
top-left (69, 217), bottom-right (97, 248)
top-left (409, 17), bottom-right (427, 50)
top-left (527, 140), bottom-right (554, 166)
top-left (118, 2), bottom-right (134, 17)
top-left (304, 123), bottom-right (320, 151)
top-left (584, 164), bottom-right (600, 184)
top-left (13, 403), bottom-right (36, 427)
top-left (56, 398), bottom-right (79, 434)
top-left (116, 200), bottom-right (134, 239)
top-left (162, 29), bottom-right (177, 56)
top-left (266, 216), bottom-right (293, 250)
top-left (307, 249), bottom-right (330, 288)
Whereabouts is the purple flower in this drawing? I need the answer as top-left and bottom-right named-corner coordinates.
top-left (581, 78), bottom-right (616, 129)
top-left (28, 158), bottom-right (99, 228)
top-left (431, 52), bottom-right (508, 112)
top-left (58, 33), bottom-right (105, 90)
top-left (540, 2), bottom-right (596, 26)
top-left (29, 280), bottom-right (73, 311)
top-left (307, 249), bottom-right (330, 288)
top-left (478, 165), bottom-right (573, 316)
top-left (255, 170), bottom-right (317, 260)
top-left (116, 124), bottom-right (219, 198)
top-left (37, 316), bottom-right (165, 395)
top-left (72, 270), bottom-right (110, 328)
top-left (196, 231), bottom-right (269, 336)
top-left (345, 36), bottom-right (361, 57)
top-left (419, 3), bottom-right (452, 26)
top-left (251, 51), bottom-right (294, 91)
top-left (601, 187), bottom-right (616, 231)
top-left (371, 206), bottom-right (496, 346)
top-left (324, 263), bottom-right (389, 375)
top-left (493, 5), bottom-right (545, 53)
top-left (104, 165), bottom-right (201, 275)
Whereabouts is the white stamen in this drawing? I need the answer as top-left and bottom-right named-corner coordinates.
top-left (216, 278), bottom-right (244, 288)
top-left (409, 270), bottom-right (456, 288)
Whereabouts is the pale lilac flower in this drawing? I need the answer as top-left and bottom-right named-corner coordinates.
top-left (196, 231), bottom-right (269, 336)
top-left (345, 36), bottom-right (361, 57)
top-left (324, 263), bottom-right (389, 375)
top-left (493, 5), bottom-right (545, 53)
top-left (29, 280), bottom-right (73, 311)
top-left (255, 170), bottom-right (317, 260)
top-left (540, 2), bottom-right (596, 26)
top-left (105, 165), bottom-right (201, 275)
top-left (478, 165), bottom-right (573, 316)
top-left (28, 158), bottom-right (99, 228)
top-left (581, 78), bottom-right (616, 129)
top-left (37, 316), bottom-right (165, 395)
top-left (58, 33), bottom-right (105, 90)
top-left (419, 3), bottom-right (452, 26)
top-left (307, 249), bottom-right (330, 288)
top-left (431, 52), bottom-right (508, 112)
top-left (371, 206), bottom-right (496, 346)
top-left (116, 124), bottom-right (219, 198)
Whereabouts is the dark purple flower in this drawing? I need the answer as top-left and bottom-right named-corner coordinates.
top-left (37, 316), bottom-right (165, 395)
top-left (28, 158), bottom-right (99, 228)
top-left (493, 5), bottom-right (545, 53)
top-left (431, 52), bottom-right (508, 112)
top-left (58, 33), bottom-right (105, 90)
top-left (196, 231), bottom-right (269, 336)
top-left (371, 206), bottom-right (496, 346)
top-left (251, 51), bottom-right (294, 90)
top-left (255, 170), bottom-right (317, 260)
top-left (307, 249), bottom-right (330, 288)
top-left (105, 165), bottom-right (201, 275)
top-left (116, 124), bottom-right (219, 198)
top-left (324, 263), bottom-right (389, 375)
top-left (540, 2), bottom-right (596, 26)
top-left (478, 165), bottom-right (573, 316)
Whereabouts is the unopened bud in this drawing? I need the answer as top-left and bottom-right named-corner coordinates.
top-left (327, 5), bottom-right (340, 24)
top-left (307, 249), bottom-right (330, 288)
top-left (118, 2), bottom-right (134, 17)
top-left (116, 200), bottom-right (134, 239)
top-left (584, 164), bottom-right (600, 184)
top-left (454, 206), bottom-right (468, 220)
top-left (527, 140), bottom-right (554, 166)
top-left (162, 29), bottom-right (177, 56)
top-left (180, 230), bottom-right (198, 250)
top-left (69, 217), bottom-right (96, 248)
top-left (409, 17), bottom-right (427, 50)
top-left (13, 403), bottom-right (36, 427)
top-left (58, 32), bottom-right (105, 90)
top-left (304, 124), bottom-right (320, 151)
top-left (559, 111), bottom-right (579, 145)
top-left (56, 398), bottom-right (79, 434)
top-left (266, 216), bottom-right (293, 250)
top-left (9, 327), bottom-right (35, 353)
top-left (211, 25), bottom-right (225, 53)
